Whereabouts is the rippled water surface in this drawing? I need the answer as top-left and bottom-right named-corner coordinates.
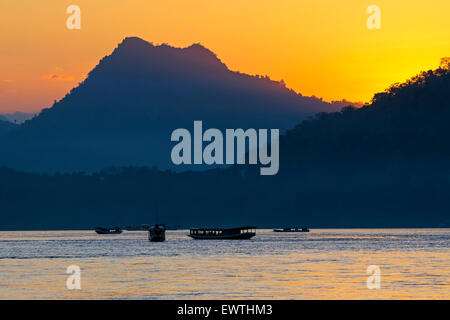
top-left (0, 229), bottom-right (448, 299)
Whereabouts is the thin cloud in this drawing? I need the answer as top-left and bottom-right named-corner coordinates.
top-left (40, 74), bottom-right (75, 81)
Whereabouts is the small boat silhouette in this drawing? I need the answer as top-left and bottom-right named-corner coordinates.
top-left (148, 224), bottom-right (166, 242)
top-left (94, 227), bottom-right (122, 234)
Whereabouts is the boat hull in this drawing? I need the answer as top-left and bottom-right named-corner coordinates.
top-left (149, 236), bottom-right (165, 242)
top-left (148, 225), bottom-right (166, 242)
top-left (188, 232), bottom-right (255, 240)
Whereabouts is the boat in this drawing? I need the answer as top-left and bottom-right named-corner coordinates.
top-left (94, 227), bottom-right (122, 234)
top-left (188, 226), bottom-right (256, 240)
top-left (273, 227), bottom-right (309, 232)
top-left (148, 224), bottom-right (166, 242)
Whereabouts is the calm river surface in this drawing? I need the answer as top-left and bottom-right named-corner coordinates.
top-left (0, 229), bottom-right (448, 299)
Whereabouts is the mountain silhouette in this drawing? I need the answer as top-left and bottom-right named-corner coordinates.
top-left (280, 59), bottom-right (450, 164)
top-left (0, 37), bottom-right (338, 172)
top-left (0, 119), bottom-right (18, 136)
top-left (1, 61), bottom-right (450, 229)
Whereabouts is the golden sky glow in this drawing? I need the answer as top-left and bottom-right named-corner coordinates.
top-left (0, 0), bottom-right (449, 112)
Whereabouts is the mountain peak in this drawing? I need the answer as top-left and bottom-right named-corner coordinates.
top-left (4, 36), bottom-right (337, 172)
top-left (116, 36), bottom-right (154, 51)
top-left (95, 37), bottom-right (229, 77)
top-left (185, 43), bottom-right (216, 56)
top-left (184, 43), bottom-right (222, 65)
top-left (115, 37), bottom-right (215, 59)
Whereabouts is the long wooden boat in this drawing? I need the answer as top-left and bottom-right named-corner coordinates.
top-left (188, 226), bottom-right (256, 240)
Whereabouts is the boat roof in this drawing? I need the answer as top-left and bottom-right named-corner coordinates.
top-left (190, 226), bottom-right (256, 231)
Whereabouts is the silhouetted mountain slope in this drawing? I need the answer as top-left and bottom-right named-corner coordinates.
top-left (1, 62), bottom-right (450, 229)
top-left (330, 99), bottom-right (364, 109)
top-left (0, 37), bottom-right (337, 172)
top-left (0, 120), bottom-right (18, 136)
top-left (281, 60), bottom-right (450, 164)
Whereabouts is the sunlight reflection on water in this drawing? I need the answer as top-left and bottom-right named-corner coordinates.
top-left (0, 229), bottom-right (448, 299)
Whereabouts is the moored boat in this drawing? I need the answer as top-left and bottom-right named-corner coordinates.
top-left (188, 226), bottom-right (256, 240)
top-left (95, 227), bottom-right (122, 234)
top-left (148, 224), bottom-right (166, 242)
top-left (273, 227), bottom-right (309, 232)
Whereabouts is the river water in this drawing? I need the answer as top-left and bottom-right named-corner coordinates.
top-left (0, 229), bottom-right (448, 299)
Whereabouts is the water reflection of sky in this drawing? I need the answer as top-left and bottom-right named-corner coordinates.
top-left (0, 229), bottom-right (448, 299)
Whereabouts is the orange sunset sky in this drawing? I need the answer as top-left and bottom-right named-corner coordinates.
top-left (0, 0), bottom-right (449, 113)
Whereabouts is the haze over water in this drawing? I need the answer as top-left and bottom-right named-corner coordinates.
top-left (0, 229), bottom-right (448, 299)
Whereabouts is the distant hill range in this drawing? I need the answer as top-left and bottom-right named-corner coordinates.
top-left (330, 99), bottom-right (364, 109)
top-left (1, 60), bottom-right (450, 229)
top-left (0, 112), bottom-right (36, 124)
top-left (0, 37), bottom-right (338, 172)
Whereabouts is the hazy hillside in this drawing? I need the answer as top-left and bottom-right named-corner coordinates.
top-left (0, 120), bottom-right (18, 136)
top-left (0, 112), bottom-right (36, 124)
top-left (0, 37), bottom-right (338, 173)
